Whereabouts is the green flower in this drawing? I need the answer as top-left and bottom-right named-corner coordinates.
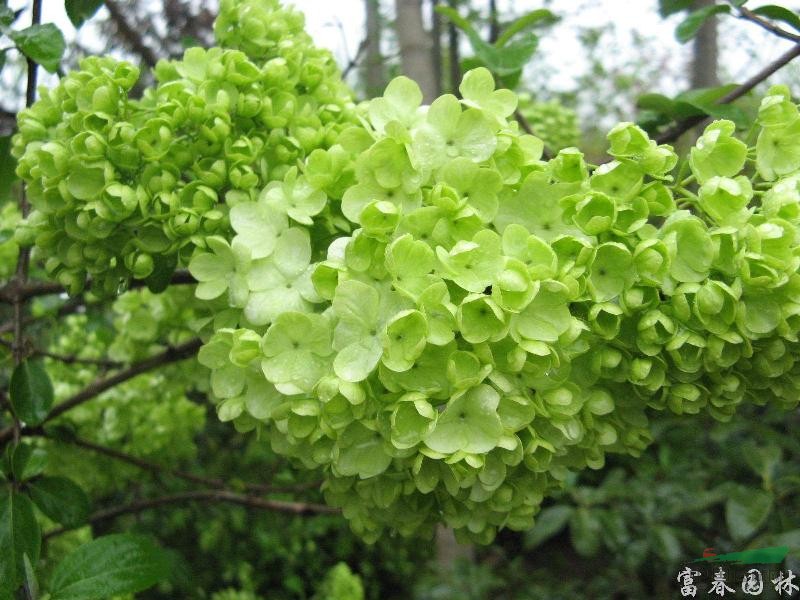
top-left (229, 199), bottom-right (288, 259)
top-left (440, 157), bottom-right (503, 222)
top-left (457, 295), bottom-right (507, 343)
top-left (697, 176), bottom-right (752, 225)
top-left (368, 76), bottom-right (424, 133)
top-left (412, 94), bottom-right (497, 170)
top-left (436, 229), bottom-right (504, 293)
top-left (458, 67), bottom-right (516, 125)
top-left (756, 118), bottom-right (800, 181)
top-left (588, 242), bottom-right (634, 301)
top-left (244, 228), bottom-right (318, 325)
top-left (188, 236), bottom-right (250, 305)
top-left (334, 422), bottom-right (392, 478)
top-left (260, 167), bottom-right (327, 225)
top-left (261, 311), bottom-right (332, 394)
top-left (661, 213), bottom-right (714, 283)
top-left (689, 120), bottom-right (748, 184)
top-left (382, 309), bottom-right (428, 372)
top-left (424, 384), bottom-right (504, 455)
top-left (389, 393), bottom-right (438, 450)
top-left (510, 280), bottom-right (573, 350)
top-left (332, 279), bottom-right (384, 382)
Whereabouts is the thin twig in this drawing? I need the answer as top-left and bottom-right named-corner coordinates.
top-left (0, 269), bottom-right (195, 303)
top-left (0, 339), bottom-right (202, 443)
top-left (44, 489), bottom-right (340, 539)
top-left (34, 351), bottom-right (121, 368)
top-left (342, 38), bottom-right (368, 78)
top-left (655, 43), bottom-right (800, 144)
top-left (738, 6), bottom-right (800, 44)
top-left (103, 0), bottom-right (159, 68)
top-left (56, 434), bottom-right (321, 495)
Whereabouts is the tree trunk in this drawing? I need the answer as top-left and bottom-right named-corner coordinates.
top-left (447, 0), bottom-right (461, 93)
top-left (690, 0), bottom-right (719, 89)
top-left (431, 0), bottom-right (443, 97)
top-left (363, 0), bottom-right (385, 97)
top-left (394, 0), bottom-right (438, 102)
top-left (435, 525), bottom-right (474, 571)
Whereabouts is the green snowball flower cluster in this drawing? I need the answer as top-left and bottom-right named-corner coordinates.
top-left (11, 0), bottom-right (356, 297)
top-left (517, 93), bottom-right (580, 151)
top-left (192, 65), bottom-right (800, 542)
top-left (13, 0), bottom-right (800, 546)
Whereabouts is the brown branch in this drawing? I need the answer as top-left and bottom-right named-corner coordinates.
top-left (103, 0), bottom-right (159, 68)
top-left (58, 434), bottom-right (321, 496)
top-left (655, 43), bottom-right (800, 145)
top-left (0, 339), bottom-right (201, 444)
top-left (738, 6), bottom-right (800, 44)
top-left (342, 37), bottom-right (369, 78)
top-left (44, 489), bottom-right (340, 539)
top-left (0, 269), bottom-right (195, 303)
top-left (34, 351), bottom-right (121, 368)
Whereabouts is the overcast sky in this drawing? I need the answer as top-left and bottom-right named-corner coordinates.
top-left (2, 0), bottom-right (799, 118)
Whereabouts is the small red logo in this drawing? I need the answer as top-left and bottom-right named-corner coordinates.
top-left (703, 547), bottom-right (717, 558)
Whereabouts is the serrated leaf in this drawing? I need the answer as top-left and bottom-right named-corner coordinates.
top-left (10, 360), bottom-right (54, 426)
top-left (752, 5), bottom-right (800, 32)
top-left (64, 0), bottom-right (103, 28)
top-left (10, 23), bottom-right (66, 73)
top-left (49, 534), bottom-right (171, 600)
top-left (675, 5), bottom-right (730, 43)
top-left (28, 476), bottom-right (90, 528)
top-left (0, 490), bottom-right (41, 591)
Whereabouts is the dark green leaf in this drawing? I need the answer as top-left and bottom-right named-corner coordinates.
top-left (637, 93), bottom-right (675, 116)
top-left (20, 448), bottom-right (47, 481)
top-left (9, 442), bottom-right (33, 480)
top-left (651, 525), bottom-right (682, 563)
top-left (0, 136), bottom-right (17, 203)
top-left (0, 490), bottom-right (42, 590)
top-left (436, 5), bottom-right (538, 76)
top-left (9, 360), bottom-right (54, 426)
top-left (28, 476), bottom-right (90, 528)
top-left (495, 9), bottom-right (557, 47)
top-left (742, 443), bottom-right (782, 483)
top-left (752, 5), bottom-right (800, 32)
top-left (675, 5), bottom-right (731, 43)
top-left (659, 0), bottom-right (693, 17)
top-left (569, 507), bottom-right (602, 557)
top-left (49, 534), bottom-right (171, 600)
top-left (0, 49), bottom-right (6, 73)
top-left (525, 505), bottom-right (573, 549)
top-left (65, 0), bottom-right (103, 28)
top-left (726, 488), bottom-right (773, 541)
top-left (9, 23), bottom-right (66, 73)
top-left (23, 553), bottom-right (38, 600)
top-left (0, 4), bottom-right (14, 27)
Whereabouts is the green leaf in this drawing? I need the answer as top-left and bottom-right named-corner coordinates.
top-left (675, 5), bottom-right (730, 43)
top-left (726, 488), bottom-right (773, 541)
top-left (495, 9), bottom-right (557, 48)
top-left (659, 0), bottom-right (693, 17)
top-left (10, 360), bottom-right (53, 426)
top-left (525, 505), bottom-right (573, 549)
top-left (49, 534), bottom-right (171, 600)
top-left (752, 5), bottom-right (800, 32)
top-left (569, 507), bottom-right (602, 557)
top-left (28, 476), bottom-right (90, 528)
top-left (0, 5), bottom-right (16, 28)
top-left (64, 0), bottom-right (103, 28)
top-left (0, 490), bottom-right (41, 591)
top-left (0, 136), bottom-right (16, 203)
top-left (23, 553), bottom-right (39, 600)
top-left (10, 24), bottom-right (66, 73)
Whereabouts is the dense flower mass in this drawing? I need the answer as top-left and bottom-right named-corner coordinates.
top-left (517, 94), bottom-right (581, 151)
top-left (12, 0), bottom-right (357, 297)
top-left (12, 0), bottom-right (800, 544)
